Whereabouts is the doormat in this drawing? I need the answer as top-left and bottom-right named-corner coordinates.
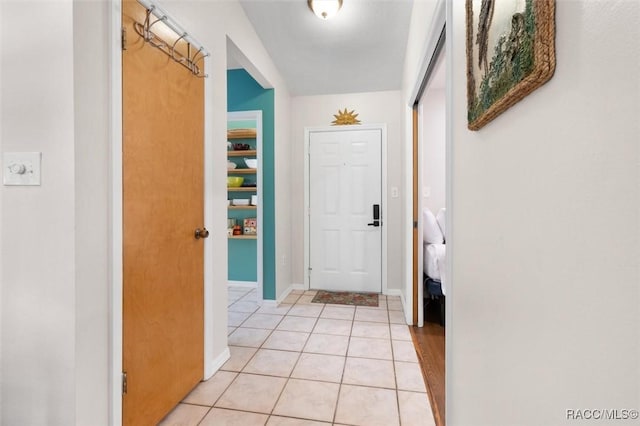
top-left (311, 290), bottom-right (379, 307)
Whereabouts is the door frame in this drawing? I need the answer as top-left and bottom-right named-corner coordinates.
top-left (407, 0), bottom-right (451, 422)
top-left (412, 105), bottom-right (422, 327)
top-left (227, 110), bottom-right (264, 304)
top-left (407, 0), bottom-right (447, 326)
top-left (303, 124), bottom-right (388, 295)
top-left (109, 1), bottom-right (215, 424)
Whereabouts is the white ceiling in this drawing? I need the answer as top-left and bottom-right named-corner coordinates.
top-left (237, 0), bottom-right (414, 96)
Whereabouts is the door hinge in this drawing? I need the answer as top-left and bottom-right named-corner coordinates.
top-left (413, 221), bottom-right (418, 229)
top-left (121, 27), bottom-right (127, 51)
top-left (122, 371), bottom-right (128, 395)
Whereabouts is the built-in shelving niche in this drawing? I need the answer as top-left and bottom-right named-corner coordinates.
top-left (227, 111), bottom-right (262, 301)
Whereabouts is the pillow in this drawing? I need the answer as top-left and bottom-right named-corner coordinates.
top-left (423, 208), bottom-right (444, 244)
top-left (436, 208), bottom-right (446, 239)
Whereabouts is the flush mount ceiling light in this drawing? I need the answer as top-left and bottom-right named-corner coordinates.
top-left (308, 0), bottom-right (343, 20)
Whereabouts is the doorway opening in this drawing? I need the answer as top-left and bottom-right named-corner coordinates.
top-left (226, 37), bottom-right (276, 303)
top-left (410, 11), bottom-right (447, 426)
top-left (226, 110), bottom-right (263, 305)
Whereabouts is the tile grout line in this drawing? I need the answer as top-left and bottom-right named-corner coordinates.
top-left (191, 369), bottom-right (240, 425)
top-left (193, 287), bottom-right (255, 425)
top-left (390, 302), bottom-right (403, 426)
top-left (222, 288), bottom-right (411, 425)
top-left (267, 298), bottom-right (323, 422)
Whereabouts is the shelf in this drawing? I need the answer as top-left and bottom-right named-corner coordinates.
top-left (227, 129), bottom-right (257, 139)
top-left (227, 187), bottom-right (257, 192)
top-left (227, 168), bottom-right (257, 174)
top-left (228, 205), bottom-right (257, 210)
top-left (227, 150), bottom-right (257, 157)
top-left (228, 235), bottom-right (257, 240)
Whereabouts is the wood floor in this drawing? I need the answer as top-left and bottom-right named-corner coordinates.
top-left (411, 301), bottom-right (445, 426)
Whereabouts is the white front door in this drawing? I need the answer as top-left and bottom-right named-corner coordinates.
top-left (309, 128), bottom-right (382, 293)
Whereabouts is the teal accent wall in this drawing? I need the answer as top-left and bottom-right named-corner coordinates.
top-left (227, 69), bottom-right (276, 300)
top-left (228, 120), bottom-right (257, 130)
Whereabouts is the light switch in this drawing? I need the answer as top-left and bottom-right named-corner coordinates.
top-left (3, 152), bottom-right (41, 186)
top-left (391, 186), bottom-right (399, 198)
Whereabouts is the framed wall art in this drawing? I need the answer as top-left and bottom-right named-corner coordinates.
top-left (466, 0), bottom-right (556, 130)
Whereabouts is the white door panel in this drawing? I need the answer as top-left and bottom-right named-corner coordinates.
top-left (309, 129), bottom-right (382, 293)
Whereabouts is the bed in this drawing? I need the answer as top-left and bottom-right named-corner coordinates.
top-left (423, 208), bottom-right (446, 325)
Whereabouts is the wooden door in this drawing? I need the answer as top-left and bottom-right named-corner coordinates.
top-left (309, 128), bottom-right (382, 293)
top-left (122, 1), bottom-right (205, 424)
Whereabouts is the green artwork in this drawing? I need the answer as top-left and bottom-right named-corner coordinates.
top-left (466, 0), bottom-right (556, 130)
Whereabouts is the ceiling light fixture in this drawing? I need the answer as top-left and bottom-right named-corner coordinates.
top-left (307, 0), bottom-right (343, 20)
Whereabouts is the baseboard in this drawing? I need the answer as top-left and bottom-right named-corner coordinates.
top-left (265, 283), bottom-right (304, 307)
top-left (260, 285), bottom-right (290, 308)
top-left (228, 280), bottom-right (257, 288)
top-left (385, 289), bottom-right (411, 325)
top-left (205, 347), bottom-right (230, 380)
top-left (276, 285), bottom-right (294, 305)
top-left (399, 291), bottom-right (412, 325)
top-left (290, 283), bottom-right (305, 290)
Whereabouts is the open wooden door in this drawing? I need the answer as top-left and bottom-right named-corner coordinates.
top-left (122, 1), bottom-right (205, 424)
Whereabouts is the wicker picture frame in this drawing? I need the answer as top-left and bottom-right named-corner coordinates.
top-left (466, 0), bottom-right (556, 130)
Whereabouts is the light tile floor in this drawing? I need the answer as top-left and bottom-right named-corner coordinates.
top-left (160, 287), bottom-right (435, 426)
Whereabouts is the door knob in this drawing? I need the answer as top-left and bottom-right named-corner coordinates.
top-left (194, 228), bottom-right (209, 239)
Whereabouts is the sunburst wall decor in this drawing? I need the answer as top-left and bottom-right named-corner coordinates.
top-left (331, 108), bottom-right (361, 125)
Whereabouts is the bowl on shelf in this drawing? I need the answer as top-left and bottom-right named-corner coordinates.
top-left (232, 199), bottom-right (250, 206)
top-left (227, 176), bottom-right (244, 187)
top-left (227, 160), bottom-right (237, 170)
top-left (232, 143), bottom-right (251, 151)
top-left (244, 158), bottom-right (258, 169)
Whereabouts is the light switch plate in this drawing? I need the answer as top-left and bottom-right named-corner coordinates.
top-left (3, 152), bottom-right (41, 186)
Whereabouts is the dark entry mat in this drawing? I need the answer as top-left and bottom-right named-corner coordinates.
top-left (311, 290), bottom-right (379, 307)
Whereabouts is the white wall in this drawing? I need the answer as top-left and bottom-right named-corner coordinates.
top-left (274, 77), bottom-right (292, 299)
top-left (0, 1), bottom-right (4, 416)
top-left (420, 88), bottom-right (446, 215)
top-left (290, 91), bottom-right (403, 292)
top-left (447, 0), bottom-right (640, 424)
top-left (73, 1), bottom-right (110, 424)
top-left (1, 1), bottom-right (291, 425)
top-left (1, 1), bottom-right (77, 425)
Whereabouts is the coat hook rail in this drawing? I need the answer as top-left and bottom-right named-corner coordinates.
top-left (133, 0), bottom-right (209, 78)
top-left (171, 33), bottom-right (188, 64)
top-left (192, 47), bottom-right (210, 79)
